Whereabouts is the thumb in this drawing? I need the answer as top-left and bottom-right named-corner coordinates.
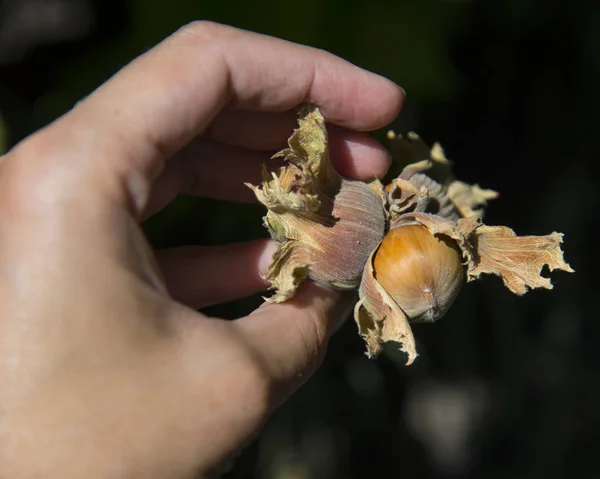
top-left (232, 283), bottom-right (356, 404)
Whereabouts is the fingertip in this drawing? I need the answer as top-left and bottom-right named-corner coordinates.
top-left (328, 127), bottom-right (392, 180)
top-left (257, 240), bottom-right (279, 277)
top-left (349, 74), bottom-right (405, 131)
top-left (308, 49), bottom-right (406, 129)
top-left (372, 77), bottom-right (406, 128)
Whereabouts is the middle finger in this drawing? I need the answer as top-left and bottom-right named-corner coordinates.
top-left (146, 127), bottom-right (392, 217)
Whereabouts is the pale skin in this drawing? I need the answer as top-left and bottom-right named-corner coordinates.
top-left (0, 22), bottom-right (404, 478)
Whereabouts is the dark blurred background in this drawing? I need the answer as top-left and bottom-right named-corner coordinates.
top-left (0, 0), bottom-right (597, 477)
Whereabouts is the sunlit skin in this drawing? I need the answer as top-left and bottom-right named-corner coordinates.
top-left (0, 22), bottom-right (405, 478)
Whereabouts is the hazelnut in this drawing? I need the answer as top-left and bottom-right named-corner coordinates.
top-left (373, 224), bottom-right (463, 323)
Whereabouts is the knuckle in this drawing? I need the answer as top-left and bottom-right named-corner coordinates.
top-left (172, 20), bottom-right (230, 44)
top-left (8, 125), bottom-right (67, 171)
top-left (0, 142), bottom-right (47, 209)
top-left (0, 128), bottom-right (80, 215)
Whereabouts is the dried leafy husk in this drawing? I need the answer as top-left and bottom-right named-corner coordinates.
top-left (464, 224), bottom-right (575, 294)
top-left (247, 105), bottom-right (386, 302)
top-left (251, 107), bottom-right (573, 366)
top-left (387, 131), bottom-right (498, 220)
top-left (392, 212), bottom-right (574, 295)
top-left (354, 247), bottom-right (418, 364)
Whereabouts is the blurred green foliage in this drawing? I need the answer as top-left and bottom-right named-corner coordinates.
top-left (26, 0), bottom-right (470, 131)
top-left (1, 0), bottom-right (598, 477)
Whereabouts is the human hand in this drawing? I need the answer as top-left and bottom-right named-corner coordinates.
top-left (0, 22), bottom-right (403, 478)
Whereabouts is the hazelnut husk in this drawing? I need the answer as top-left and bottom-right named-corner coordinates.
top-left (248, 106), bottom-right (573, 365)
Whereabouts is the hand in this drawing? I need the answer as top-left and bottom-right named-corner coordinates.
top-left (0, 22), bottom-right (403, 478)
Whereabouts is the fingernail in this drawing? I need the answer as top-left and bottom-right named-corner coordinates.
top-left (258, 239), bottom-right (279, 277)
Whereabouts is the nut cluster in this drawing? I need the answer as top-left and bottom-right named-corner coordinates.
top-left (247, 106), bottom-right (573, 365)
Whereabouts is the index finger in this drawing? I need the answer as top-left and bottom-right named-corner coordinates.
top-left (33, 22), bottom-right (404, 215)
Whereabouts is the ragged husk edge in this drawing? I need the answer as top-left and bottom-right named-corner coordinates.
top-left (352, 213), bottom-right (471, 365)
top-left (246, 105), bottom-right (334, 217)
top-left (261, 240), bottom-right (312, 303)
top-left (386, 133), bottom-right (572, 295)
top-left (392, 212), bottom-right (574, 297)
top-left (354, 246), bottom-right (418, 365)
top-left (356, 211), bottom-right (573, 364)
top-left (387, 131), bottom-right (499, 220)
top-left (246, 105), bottom-right (344, 302)
top-left (464, 224), bottom-right (575, 294)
